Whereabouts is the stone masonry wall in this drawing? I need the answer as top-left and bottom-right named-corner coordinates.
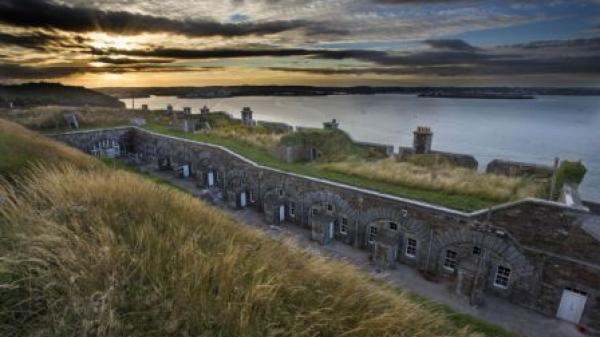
top-left (50, 127), bottom-right (600, 332)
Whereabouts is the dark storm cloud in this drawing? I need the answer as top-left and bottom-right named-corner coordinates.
top-left (94, 57), bottom-right (175, 65)
top-left (0, 62), bottom-right (221, 79)
top-left (95, 45), bottom-right (493, 66)
top-left (372, 0), bottom-right (467, 4)
top-left (267, 55), bottom-right (600, 76)
top-left (423, 39), bottom-right (480, 52)
top-left (0, 0), bottom-right (315, 37)
top-left (0, 31), bottom-right (88, 50)
top-left (504, 37), bottom-right (600, 51)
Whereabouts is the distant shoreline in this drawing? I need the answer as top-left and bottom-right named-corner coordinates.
top-left (96, 85), bottom-right (600, 99)
top-left (418, 93), bottom-right (535, 99)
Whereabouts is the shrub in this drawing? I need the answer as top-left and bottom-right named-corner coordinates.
top-left (553, 160), bottom-right (587, 199)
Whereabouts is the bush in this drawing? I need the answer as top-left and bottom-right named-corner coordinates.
top-left (553, 160), bottom-right (587, 199)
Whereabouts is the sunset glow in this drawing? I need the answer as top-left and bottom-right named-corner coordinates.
top-left (0, 0), bottom-right (598, 87)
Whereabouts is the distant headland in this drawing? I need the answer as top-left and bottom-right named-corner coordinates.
top-left (96, 85), bottom-right (600, 99)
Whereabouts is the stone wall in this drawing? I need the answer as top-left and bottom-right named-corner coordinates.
top-left (50, 127), bottom-right (600, 332)
top-left (486, 159), bottom-right (554, 179)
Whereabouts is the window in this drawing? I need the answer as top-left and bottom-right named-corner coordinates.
top-left (326, 203), bottom-right (333, 212)
top-left (368, 226), bottom-right (378, 243)
top-left (249, 191), bottom-right (255, 203)
top-left (494, 265), bottom-right (511, 288)
top-left (389, 222), bottom-right (398, 231)
top-left (312, 208), bottom-right (318, 215)
top-left (340, 217), bottom-right (348, 235)
top-left (443, 250), bottom-right (458, 271)
top-left (472, 246), bottom-right (482, 256)
top-left (406, 238), bottom-right (417, 257)
top-left (289, 202), bottom-right (296, 217)
top-left (278, 189), bottom-right (284, 197)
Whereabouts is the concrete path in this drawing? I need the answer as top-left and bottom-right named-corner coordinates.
top-left (138, 166), bottom-right (586, 337)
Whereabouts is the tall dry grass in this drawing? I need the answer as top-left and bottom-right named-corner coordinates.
top-left (0, 166), bottom-right (481, 337)
top-left (0, 106), bottom-right (152, 130)
top-left (320, 158), bottom-right (543, 202)
top-left (0, 119), bottom-right (99, 176)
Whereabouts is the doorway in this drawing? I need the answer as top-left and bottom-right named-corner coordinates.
top-left (279, 205), bottom-right (285, 222)
top-left (557, 288), bottom-right (588, 324)
top-left (240, 192), bottom-right (247, 208)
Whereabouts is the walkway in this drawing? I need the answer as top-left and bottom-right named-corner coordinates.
top-left (138, 165), bottom-right (586, 337)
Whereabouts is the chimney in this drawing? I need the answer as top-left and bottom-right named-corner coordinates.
top-left (413, 126), bottom-right (433, 154)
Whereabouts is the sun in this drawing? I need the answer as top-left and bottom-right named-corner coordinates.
top-left (88, 33), bottom-right (137, 50)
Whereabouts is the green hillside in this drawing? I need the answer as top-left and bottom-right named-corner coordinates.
top-left (0, 118), bottom-right (516, 336)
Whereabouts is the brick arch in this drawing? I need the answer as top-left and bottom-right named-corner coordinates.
top-left (431, 227), bottom-right (534, 281)
top-left (301, 190), bottom-right (359, 222)
top-left (260, 180), bottom-right (300, 202)
top-left (360, 207), bottom-right (429, 245)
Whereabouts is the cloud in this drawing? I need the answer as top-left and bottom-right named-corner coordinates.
top-left (94, 57), bottom-right (175, 65)
top-left (372, 0), bottom-right (466, 4)
top-left (95, 45), bottom-right (493, 66)
top-left (0, 31), bottom-right (87, 50)
top-left (0, 62), bottom-right (221, 80)
top-left (502, 37), bottom-right (600, 51)
top-left (423, 39), bottom-right (480, 51)
top-left (0, 0), bottom-right (313, 37)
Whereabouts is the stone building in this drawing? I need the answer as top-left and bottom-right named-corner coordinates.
top-left (323, 119), bottom-right (339, 130)
top-left (51, 126), bottom-right (600, 334)
top-left (399, 127), bottom-right (479, 169)
top-left (241, 107), bottom-right (256, 126)
top-left (413, 126), bottom-right (433, 154)
top-left (486, 159), bottom-right (554, 179)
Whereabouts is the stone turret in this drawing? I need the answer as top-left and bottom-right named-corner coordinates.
top-left (413, 126), bottom-right (433, 154)
top-left (200, 105), bottom-right (210, 115)
top-left (183, 107), bottom-right (192, 115)
top-left (166, 104), bottom-right (173, 115)
top-left (241, 107), bottom-right (255, 126)
top-left (323, 119), bottom-right (339, 130)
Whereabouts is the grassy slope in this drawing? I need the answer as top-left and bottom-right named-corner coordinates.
top-left (145, 123), bottom-right (496, 210)
top-left (0, 119), bottom-right (99, 176)
top-left (0, 118), bottom-right (517, 337)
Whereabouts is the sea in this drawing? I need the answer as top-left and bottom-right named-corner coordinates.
top-left (122, 94), bottom-right (600, 202)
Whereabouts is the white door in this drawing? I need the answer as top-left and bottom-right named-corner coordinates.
top-left (279, 205), bottom-right (285, 222)
top-left (328, 222), bottom-right (334, 240)
top-left (557, 289), bottom-right (587, 324)
top-left (240, 192), bottom-right (247, 207)
top-left (181, 165), bottom-right (190, 178)
top-left (207, 172), bottom-right (214, 186)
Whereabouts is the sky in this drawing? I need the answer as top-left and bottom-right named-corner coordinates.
top-left (0, 0), bottom-right (599, 87)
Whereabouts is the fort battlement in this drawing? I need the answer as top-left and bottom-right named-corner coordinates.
top-left (49, 126), bottom-right (600, 333)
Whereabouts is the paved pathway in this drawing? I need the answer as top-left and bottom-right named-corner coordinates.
top-left (138, 166), bottom-right (587, 337)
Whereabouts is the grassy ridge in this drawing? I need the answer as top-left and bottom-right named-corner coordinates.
top-left (2, 106), bottom-right (535, 210)
top-left (320, 158), bottom-right (543, 202)
top-left (145, 123), bottom-right (498, 210)
top-left (0, 118), bottom-right (517, 336)
top-left (0, 119), bottom-right (98, 176)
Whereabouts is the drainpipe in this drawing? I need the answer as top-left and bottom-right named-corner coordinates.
top-left (549, 157), bottom-right (560, 200)
top-left (355, 196), bottom-right (363, 248)
top-left (425, 228), bottom-right (433, 270)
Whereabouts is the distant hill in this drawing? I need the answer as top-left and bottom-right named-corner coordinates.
top-left (0, 82), bottom-right (125, 108)
top-left (97, 85), bottom-right (600, 99)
